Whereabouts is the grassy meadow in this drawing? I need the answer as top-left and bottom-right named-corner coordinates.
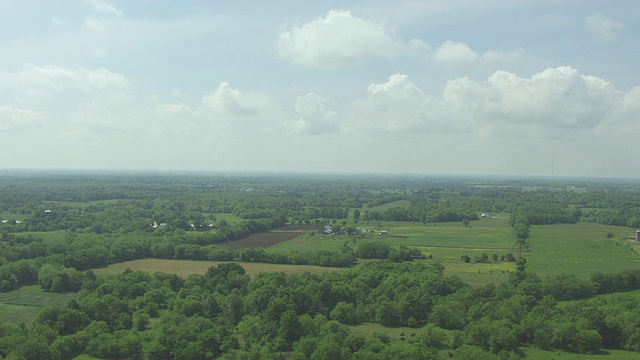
top-left (525, 222), bottom-right (640, 277)
top-left (0, 285), bottom-right (78, 325)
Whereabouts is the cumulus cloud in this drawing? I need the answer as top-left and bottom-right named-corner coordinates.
top-left (348, 74), bottom-right (466, 135)
top-left (443, 66), bottom-right (618, 129)
top-left (292, 93), bottom-right (340, 135)
top-left (433, 41), bottom-right (525, 70)
top-left (0, 106), bottom-right (47, 132)
top-left (202, 82), bottom-right (260, 117)
top-left (585, 14), bottom-right (623, 42)
top-left (277, 9), bottom-right (405, 69)
top-left (434, 41), bottom-right (479, 67)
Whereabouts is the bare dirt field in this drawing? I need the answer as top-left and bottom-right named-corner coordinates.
top-left (219, 230), bottom-right (310, 248)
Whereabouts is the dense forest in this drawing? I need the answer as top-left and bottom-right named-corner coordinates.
top-left (1, 172), bottom-right (640, 359)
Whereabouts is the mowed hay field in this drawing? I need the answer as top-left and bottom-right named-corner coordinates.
top-left (93, 259), bottom-right (343, 278)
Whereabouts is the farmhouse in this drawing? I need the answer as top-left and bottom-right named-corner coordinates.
top-left (321, 225), bottom-right (333, 235)
top-left (630, 230), bottom-right (640, 242)
top-left (481, 212), bottom-right (495, 218)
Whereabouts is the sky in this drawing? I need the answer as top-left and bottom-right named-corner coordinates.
top-left (1, 0), bottom-right (639, 177)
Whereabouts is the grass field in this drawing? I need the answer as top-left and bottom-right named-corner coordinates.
top-left (93, 259), bottom-right (343, 278)
top-left (525, 222), bottom-right (640, 278)
top-left (0, 285), bottom-right (78, 325)
top-left (264, 217), bottom-right (640, 285)
top-left (214, 213), bottom-right (245, 224)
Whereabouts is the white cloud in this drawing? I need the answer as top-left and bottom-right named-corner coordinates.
top-left (434, 41), bottom-right (525, 70)
top-left (0, 64), bottom-right (130, 101)
top-left (155, 102), bottom-right (192, 116)
top-left (0, 106), bottom-right (46, 132)
top-left (443, 66), bottom-right (618, 129)
top-left (293, 93), bottom-right (340, 135)
top-left (202, 82), bottom-right (260, 117)
top-left (86, 0), bottom-right (123, 17)
top-left (277, 9), bottom-right (405, 69)
top-left (585, 13), bottom-right (623, 42)
top-left (434, 41), bottom-right (479, 67)
top-left (348, 74), bottom-right (466, 135)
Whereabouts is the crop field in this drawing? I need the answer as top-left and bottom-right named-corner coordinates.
top-left (93, 258), bottom-right (343, 278)
top-left (0, 285), bottom-right (78, 325)
top-left (219, 229), bottom-right (309, 248)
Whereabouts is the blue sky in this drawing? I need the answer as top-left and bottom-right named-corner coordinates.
top-left (1, 0), bottom-right (639, 177)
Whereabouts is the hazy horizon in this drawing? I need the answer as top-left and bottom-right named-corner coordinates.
top-left (1, 1), bottom-right (639, 177)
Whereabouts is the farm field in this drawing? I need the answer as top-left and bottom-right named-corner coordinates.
top-left (3, 173), bottom-right (640, 359)
top-left (363, 199), bottom-right (411, 212)
top-left (525, 222), bottom-right (640, 277)
top-left (93, 258), bottom-right (343, 278)
top-left (219, 229), bottom-right (309, 248)
top-left (0, 285), bottom-right (78, 325)
top-left (265, 218), bottom-right (640, 285)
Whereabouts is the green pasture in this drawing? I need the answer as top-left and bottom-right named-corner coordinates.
top-left (525, 222), bottom-right (640, 278)
top-left (214, 213), bottom-right (245, 224)
top-left (363, 200), bottom-right (411, 212)
top-left (266, 217), bottom-right (640, 286)
top-left (0, 285), bottom-right (78, 325)
top-left (558, 289), bottom-right (640, 309)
